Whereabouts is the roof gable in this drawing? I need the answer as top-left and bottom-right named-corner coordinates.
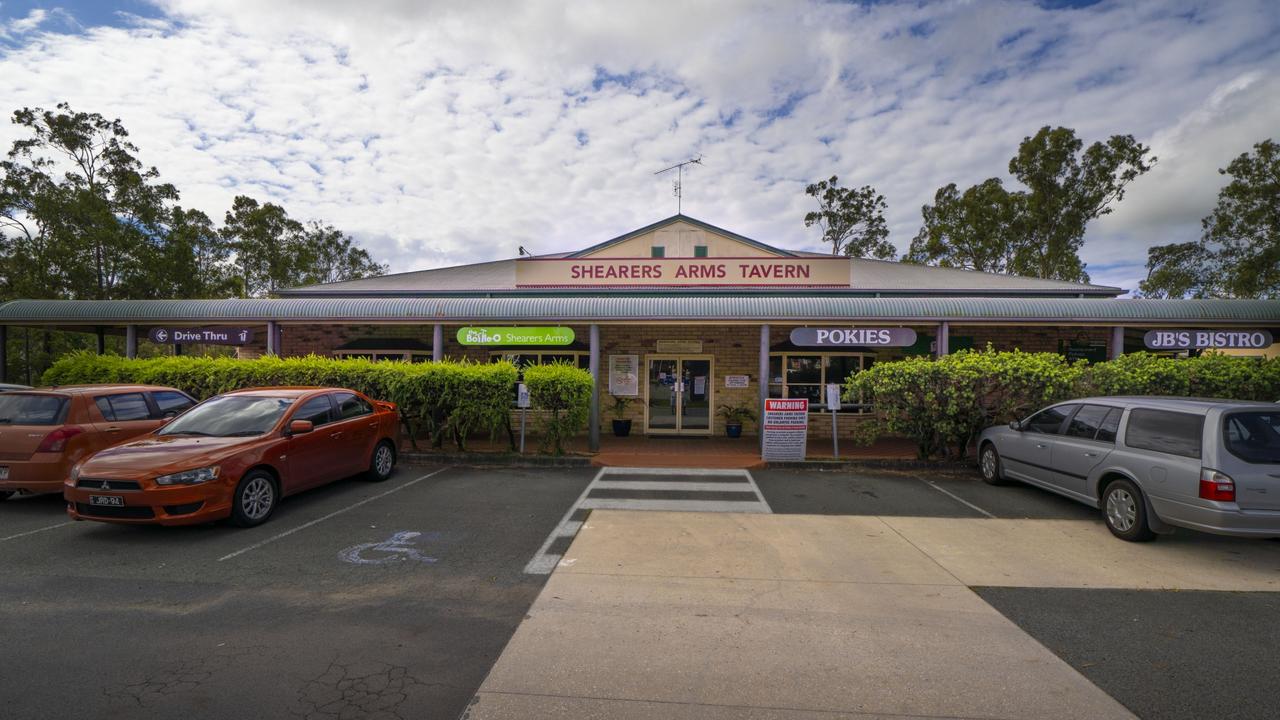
top-left (568, 215), bottom-right (794, 258)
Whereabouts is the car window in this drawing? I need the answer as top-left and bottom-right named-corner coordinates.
top-left (293, 396), bottom-right (334, 426)
top-left (95, 393), bottom-right (151, 422)
top-left (1096, 408), bottom-right (1122, 443)
top-left (0, 394), bottom-right (69, 425)
top-left (1025, 404), bottom-right (1076, 435)
top-left (1124, 408), bottom-right (1204, 459)
top-left (1065, 404), bottom-right (1112, 440)
top-left (333, 392), bottom-right (373, 420)
top-left (152, 391), bottom-right (195, 417)
top-left (1222, 412), bottom-right (1280, 464)
top-left (158, 396), bottom-right (295, 437)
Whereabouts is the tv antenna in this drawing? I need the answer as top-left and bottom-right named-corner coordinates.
top-left (654, 156), bottom-right (703, 214)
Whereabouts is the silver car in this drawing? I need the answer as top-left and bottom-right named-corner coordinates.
top-left (978, 397), bottom-right (1280, 541)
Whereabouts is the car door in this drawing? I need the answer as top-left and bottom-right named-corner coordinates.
top-left (1004, 403), bottom-right (1078, 487)
top-left (1050, 405), bottom-right (1119, 499)
top-left (1121, 407), bottom-right (1205, 503)
top-left (92, 392), bottom-right (165, 446)
top-left (329, 392), bottom-right (377, 477)
top-left (285, 394), bottom-right (340, 493)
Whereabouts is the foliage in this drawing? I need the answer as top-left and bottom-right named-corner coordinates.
top-left (906, 126), bottom-right (1155, 283)
top-left (1140, 139), bottom-right (1279, 299)
top-left (608, 394), bottom-right (636, 420)
top-left (803, 175), bottom-right (895, 259)
top-left (715, 403), bottom-right (756, 426)
top-left (523, 362), bottom-right (593, 455)
top-left (40, 352), bottom-right (518, 451)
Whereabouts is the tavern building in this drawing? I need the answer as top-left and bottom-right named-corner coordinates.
top-left (2, 214), bottom-right (1278, 450)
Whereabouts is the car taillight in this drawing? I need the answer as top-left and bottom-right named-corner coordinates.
top-left (1199, 468), bottom-right (1235, 502)
top-left (35, 426), bottom-right (84, 453)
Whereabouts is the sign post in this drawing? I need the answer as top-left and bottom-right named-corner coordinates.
top-left (825, 383), bottom-right (841, 459)
top-left (761, 398), bottom-right (809, 462)
top-left (517, 383), bottom-right (530, 454)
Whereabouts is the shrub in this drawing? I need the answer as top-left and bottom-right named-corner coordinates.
top-left (523, 362), bottom-right (593, 455)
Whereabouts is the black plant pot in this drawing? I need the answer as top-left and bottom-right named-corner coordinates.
top-left (612, 419), bottom-right (632, 437)
top-left (725, 422), bottom-right (743, 438)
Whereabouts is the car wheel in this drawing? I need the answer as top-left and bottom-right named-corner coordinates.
top-left (979, 443), bottom-right (1006, 485)
top-left (231, 471), bottom-right (278, 528)
top-left (1101, 478), bottom-right (1156, 542)
top-left (367, 441), bottom-right (396, 482)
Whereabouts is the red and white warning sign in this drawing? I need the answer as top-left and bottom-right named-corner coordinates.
top-left (762, 398), bottom-right (809, 461)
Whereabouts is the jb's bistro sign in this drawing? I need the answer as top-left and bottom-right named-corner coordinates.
top-left (1144, 329), bottom-right (1273, 351)
top-left (515, 257), bottom-right (849, 287)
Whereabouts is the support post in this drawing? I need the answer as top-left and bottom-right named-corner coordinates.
top-left (125, 325), bottom-right (138, 359)
top-left (266, 321), bottom-right (278, 356)
top-left (759, 324), bottom-right (770, 453)
top-left (0, 325), bottom-right (7, 383)
top-left (588, 324), bottom-right (600, 453)
top-left (96, 327), bottom-right (106, 355)
top-left (1110, 326), bottom-right (1125, 360)
top-left (173, 343), bottom-right (183, 356)
top-left (432, 323), bottom-right (443, 362)
top-left (936, 322), bottom-right (950, 357)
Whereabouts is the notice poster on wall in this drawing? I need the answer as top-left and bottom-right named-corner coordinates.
top-left (762, 398), bottom-right (809, 461)
top-left (724, 375), bottom-right (750, 388)
top-left (609, 354), bottom-right (639, 396)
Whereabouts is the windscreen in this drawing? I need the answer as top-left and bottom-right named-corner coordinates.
top-left (0, 394), bottom-right (69, 426)
top-left (158, 396), bottom-right (294, 438)
top-left (1222, 412), bottom-right (1280, 464)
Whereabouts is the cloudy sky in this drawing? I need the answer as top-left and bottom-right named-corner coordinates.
top-left (1, 0), bottom-right (1277, 293)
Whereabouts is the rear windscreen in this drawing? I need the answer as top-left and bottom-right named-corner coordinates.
top-left (0, 394), bottom-right (69, 426)
top-left (1223, 412), bottom-right (1280, 464)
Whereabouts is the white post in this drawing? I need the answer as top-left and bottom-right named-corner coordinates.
top-left (126, 325), bottom-right (138, 359)
top-left (266, 321), bottom-right (278, 356)
top-left (1110, 326), bottom-right (1124, 360)
top-left (432, 323), bottom-right (443, 362)
top-left (936, 322), bottom-right (950, 357)
top-left (589, 324), bottom-right (600, 452)
top-left (758, 324), bottom-right (770, 453)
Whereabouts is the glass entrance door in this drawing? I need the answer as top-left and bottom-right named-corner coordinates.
top-left (645, 356), bottom-right (713, 435)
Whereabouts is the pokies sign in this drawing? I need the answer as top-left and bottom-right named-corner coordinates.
top-left (1143, 329), bottom-right (1273, 351)
top-left (456, 326), bottom-right (575, 346)
top-left (514, 257), bottom-right (849, 287)
top-left (789, 327), bottom-right (918, 347)
top-left (147, 327), bottom-right (254, 345)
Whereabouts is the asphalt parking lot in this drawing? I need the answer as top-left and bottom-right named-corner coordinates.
top-left (0, 465), bottom-right (595, 720)
top-left (1, 463), bottom-right (1276, 720)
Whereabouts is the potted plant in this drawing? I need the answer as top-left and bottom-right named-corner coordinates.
top-left (610, 395), bottom-right (637, 437)
top-left (716, 403), bottom-right (756, 439)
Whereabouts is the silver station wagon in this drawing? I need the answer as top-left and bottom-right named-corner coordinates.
top-left (978, 397), bottom-right (1280, 541)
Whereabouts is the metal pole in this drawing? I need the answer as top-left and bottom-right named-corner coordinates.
top-left (759, 324), bottom-right (770, 453)
top-left (95, 327), bottom-right (105, 355)
top-left (432, 323), bottom-right (444, 362)
top-left (588, 324), bottom-right (600, 452)
top-left (173, 343), bottom-right (183, 356)
top-left (937, 322), bottom-right (950, 357)
top-left (0, 325), bottom-right (7, 384)
top-left (125, 325), bottom-right (138, 359)
top-left (1110, 326), bottom-right (1125, 360)
top-left (266, 321), bottom-right (278, 356)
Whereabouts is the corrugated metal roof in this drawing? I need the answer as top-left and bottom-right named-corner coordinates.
top-left (2, 297), bottom-right (1278, 324)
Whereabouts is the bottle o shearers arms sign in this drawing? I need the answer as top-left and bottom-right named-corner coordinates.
top-left (515, 257), bottom-right (850, 287)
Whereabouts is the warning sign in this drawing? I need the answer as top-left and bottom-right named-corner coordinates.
top-left (762, 398), bottom-right (809, 462)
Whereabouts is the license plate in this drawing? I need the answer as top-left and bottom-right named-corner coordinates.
top-left (89, 495), bottom-right (125, 507)
top-left (0, 466), bottom-right (8, 480)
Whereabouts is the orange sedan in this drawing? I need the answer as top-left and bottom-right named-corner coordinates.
top-left (65, 388), bottom-right (400, 527)
top-left (0, 385), bottom-right (196, 499)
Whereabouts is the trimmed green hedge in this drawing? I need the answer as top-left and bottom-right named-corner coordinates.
top-left (42, 352), bottom-right (526, 451)
top-left (849, 349), bottom-right (1280, 460)
top-left (523, 362), bottom-right (594, 455)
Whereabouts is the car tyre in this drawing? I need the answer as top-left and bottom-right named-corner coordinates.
top-left (367, 440), bottom-right (396, 482)
top-left (231, 471), bottom-right (278, 528)
top-left (1101, 478), bottom-right (1156, 542)
top-left (979, 443), bottom-right (1006, 486)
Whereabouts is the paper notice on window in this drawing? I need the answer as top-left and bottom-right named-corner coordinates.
top-left (693, 376), bottom-right (706, 395)
top-left (609, 355), bottom-right (639, 396)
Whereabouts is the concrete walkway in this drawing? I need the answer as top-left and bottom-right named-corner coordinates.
top-left (465, 512), bottom-right (1141, 719)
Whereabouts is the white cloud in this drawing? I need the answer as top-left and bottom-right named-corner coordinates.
top-left (0, 0), bottom-right (1276, 295)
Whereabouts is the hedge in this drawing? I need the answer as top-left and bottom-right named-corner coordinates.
top-left (42, 352), bottom-right (533, 451)
top-left (523, 362), bottom-right (594, 454)
top-left (849, 349), bottom-right (1280, 460)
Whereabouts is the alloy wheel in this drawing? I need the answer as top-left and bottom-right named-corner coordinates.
top-left (241, 476), bottom-right (275, 521)
top-left (375, 445), bottom-right (394, 477)
top-left (1106, 488), bottom-right (1136, 532)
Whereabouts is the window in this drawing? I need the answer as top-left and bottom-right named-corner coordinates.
top-left (1125, 408), bottom-right (1204, 459)
top-left (1065, 404), bottom-right (1114, 440)
top-left (1024, 405), bottom-right (1076, 435)
top-left (650, 246), bottom-right (665, 258)
top-left (768, 352), bottom-right (872, 412)
top-left (95, 393), bottom-right (151, 422)
top-left (293, 396), bottom-right (334, 427)
top-left (0, 394), bottom-right (68, 426)
top-left (491, 352), bottom-right (590, 372)
top-left (1222, 412), bottom-right (1280, 464)
top-left (1096, 408), bottom-right (1122, 443)
top-left (152, 391), bottom-right (195, 417)
top-left (334, 392), bottom-right (373, 420)
top-left (694, 245), bottom-right (708, 258)
top-left (332, 350), bottom-right (430, 363)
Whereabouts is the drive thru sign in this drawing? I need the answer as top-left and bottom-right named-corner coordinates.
top-left (762, 398), bottom-right (809, 461)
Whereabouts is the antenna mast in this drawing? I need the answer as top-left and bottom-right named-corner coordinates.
top-left (654, 155), bottom-right (703, 213)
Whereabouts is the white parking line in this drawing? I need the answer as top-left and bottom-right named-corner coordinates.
top-left (217, 467), bottom-right (450, 562)
top-left (744, 469), bottom-right (773, 513)
top-left (916, 476), bottom-right (997, 519)
top-left (0, 521), bottom-right (74, 543)
top-left (523, 467), bottom-right (606, 575)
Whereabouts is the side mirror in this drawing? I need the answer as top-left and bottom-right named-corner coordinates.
top-left (287, 420), bottom-right (314, 436)
top-left (1009, 420), bottom-right (1022, 431)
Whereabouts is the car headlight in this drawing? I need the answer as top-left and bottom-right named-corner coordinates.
top-left (155, 466), bottom-right (220, 486)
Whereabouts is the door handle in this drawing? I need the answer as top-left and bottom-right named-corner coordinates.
top-left (329, 432), bottom-right (342, 439)
top-left (1035, 443), bottom-right (1047, 449)
top-left (106, 427), bottom-right (121, 433)
top-left (1084, 452), bottom-right (1098, 457)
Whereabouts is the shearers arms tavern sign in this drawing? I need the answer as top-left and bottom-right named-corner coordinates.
top-left (515, 257), bottom-right (850, 287)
